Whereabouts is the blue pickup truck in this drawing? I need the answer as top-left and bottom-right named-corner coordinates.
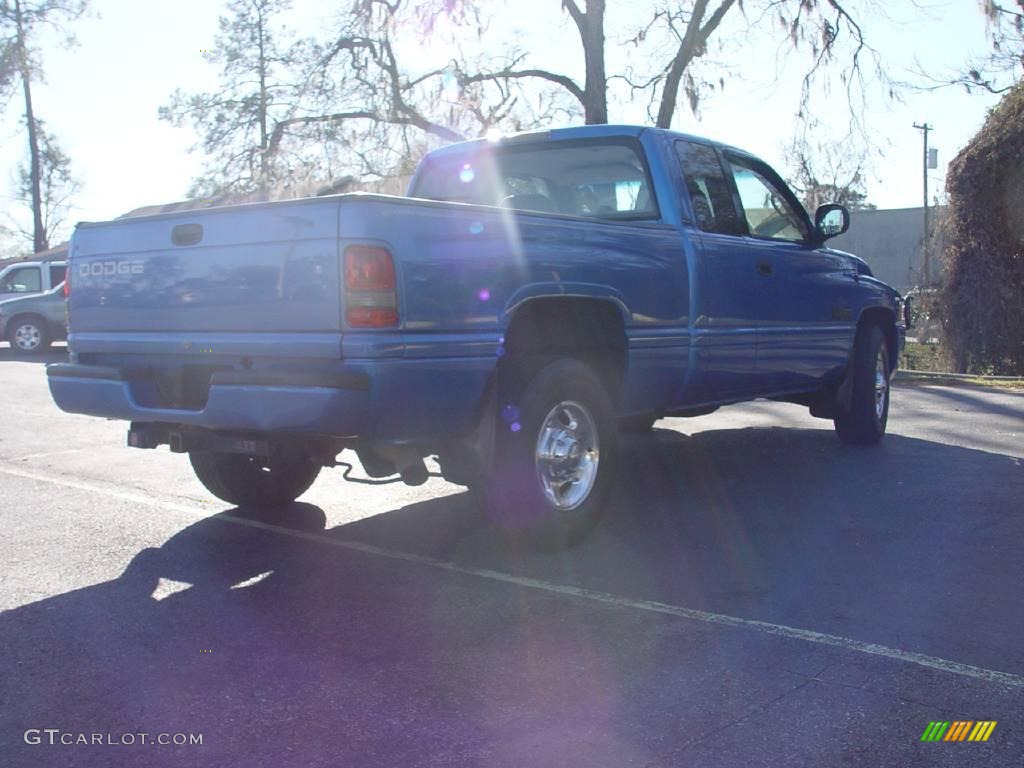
top-left (48, 125), bottom-right (906, 546)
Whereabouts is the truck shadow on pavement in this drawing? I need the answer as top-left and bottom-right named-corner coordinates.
top-left (2, 427), bottom-right (1023, 766)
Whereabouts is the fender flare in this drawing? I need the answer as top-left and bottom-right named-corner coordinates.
top-left (501, 282), bottom-right (630, 326)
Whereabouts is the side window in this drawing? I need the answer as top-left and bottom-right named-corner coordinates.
top-left (2, 266), bottom-right (42, 293)
top-left (50, 265), bottom-right (67, 286)
top-left (674, 141), bottom-right (743, 235)
top-left (725, 156), bottom-right (808, 242)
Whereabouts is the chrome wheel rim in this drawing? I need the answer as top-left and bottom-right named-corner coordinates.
top-left (535, 400), bottom-right (599, 511)
top-left (874, 348), bottom-right (888, 422)
top-left (14, 323), bottom-right (41, 351)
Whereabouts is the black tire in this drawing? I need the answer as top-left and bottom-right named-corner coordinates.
top-left (834, 325), bottom-right (890, 445)
top-left (189, 451), bottom-right (321, 508)
top-left (619, 414), bottom-right (657, 432)
top-left (7, 314), bottom-right (50, 354)
top-left (484, 358), bottom-right (618, 548)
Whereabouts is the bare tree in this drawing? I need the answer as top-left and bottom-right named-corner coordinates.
top-left (559, 0), bottom-right (609, 124)
top-left (3, 123), bottom-right (80, 248)
top-left (962, 0), bottom-right (1022, 93)
top-left (912, 1), bottom-right (1022, 95)
top-left (166, 0), bottom-right (550, 196)
top-left (160, 0), bottom-right (304, 199)
top-left (786, 134), bottom-right (875, 211)
top-left (453, 0), bottom-right (885, 131)
top-left (277, 0), bottom-right (556, 183)
top-left (449, 0), bottom-right (609, 124)
top-left (166, 0), bottom-right (891, 196)
top-left (622, 0), bottom-right (737, 127)
top-left (0, 0), bottom-right (87, 253)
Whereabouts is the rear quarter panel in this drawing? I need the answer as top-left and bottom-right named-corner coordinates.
top-left (338, 196), bottom-right (691, 414)
top-left (339, 197), bottom-right (687, 334)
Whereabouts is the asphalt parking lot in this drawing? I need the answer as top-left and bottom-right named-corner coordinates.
top-left (1, 346), bottom-right (1022, 767)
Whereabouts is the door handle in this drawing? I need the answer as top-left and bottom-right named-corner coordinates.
top-left (757, 261), bottom-right (773, 277)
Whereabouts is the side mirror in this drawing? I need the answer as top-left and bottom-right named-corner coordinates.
top-left (814, 203), bottom-right (850, 241)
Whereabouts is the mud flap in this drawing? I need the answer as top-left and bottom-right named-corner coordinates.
top-left (809, 355), bottom-right (855, 421)
top-left (436, 375), bottom-right (498, 489)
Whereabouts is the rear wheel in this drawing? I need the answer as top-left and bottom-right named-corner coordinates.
top-left (834, 325), bottom-right (890, 445)
top-left (189, 451), bottom-right (321, 508)
top-left (484, 358), bottom-right (617, 548)
top-left (8, 315), bottom-right (50, 354)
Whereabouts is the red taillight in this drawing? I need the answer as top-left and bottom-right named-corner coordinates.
top-left (346, 306), bottom-right (399, 327)
top-left (345, 245), bottom-right (395, 291)
top-left (63, 279), bottom-right (69, 298)
top-left (343, 245), bottom-right (398, 327)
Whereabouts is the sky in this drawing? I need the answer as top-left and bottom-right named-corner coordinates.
top-left (0, 0), bottom-right (1006, 249)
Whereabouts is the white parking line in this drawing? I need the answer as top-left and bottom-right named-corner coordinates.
top-left (3, 461), bottom-right (1023, 690)
top-left (8, 447), bottom-right (101, 462)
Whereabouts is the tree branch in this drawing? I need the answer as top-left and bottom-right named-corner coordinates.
top-left (561, 0), bottom-right (585, 28)
top-left (655, 0), bottom-right (737, 127)
top-left (457, 66), bottom-right (585, 104)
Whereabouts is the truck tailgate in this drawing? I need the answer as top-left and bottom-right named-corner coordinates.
top-left (70, 199), bottom-right (342, 333)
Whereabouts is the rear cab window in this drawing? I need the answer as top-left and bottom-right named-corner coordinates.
top-left (412, 139), bottom-right (659, 220)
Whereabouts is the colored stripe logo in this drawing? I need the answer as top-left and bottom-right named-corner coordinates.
top-left (921, 721), bottom-right (997, 742)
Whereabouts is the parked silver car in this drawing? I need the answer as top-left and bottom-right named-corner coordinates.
top-left (0, 260), bottom-right (67, 301)
top-left (0, 284), bottom-right (68, 353)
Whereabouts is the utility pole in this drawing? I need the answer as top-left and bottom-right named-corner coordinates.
top-left (913, 122), bottom-right (933, 286)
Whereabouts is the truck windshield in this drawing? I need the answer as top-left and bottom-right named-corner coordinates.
top-left (411, 139), bottom-right (658, 220)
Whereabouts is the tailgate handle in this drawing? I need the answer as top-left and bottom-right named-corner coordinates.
top-left (171, 223), bottom-right (203, 246)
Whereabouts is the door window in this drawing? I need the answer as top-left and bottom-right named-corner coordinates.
top-left (2, 266), bottom-right (42, 293)
top-left (726, 156), bottom-right (808, 242)
top-left (50, 265), bottom-right (67, 286)
top-left (675, 141), bottom-right (743, 235)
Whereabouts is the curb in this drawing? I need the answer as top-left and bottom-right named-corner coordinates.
top-left (897, 369), bottom-right (1024, 382)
